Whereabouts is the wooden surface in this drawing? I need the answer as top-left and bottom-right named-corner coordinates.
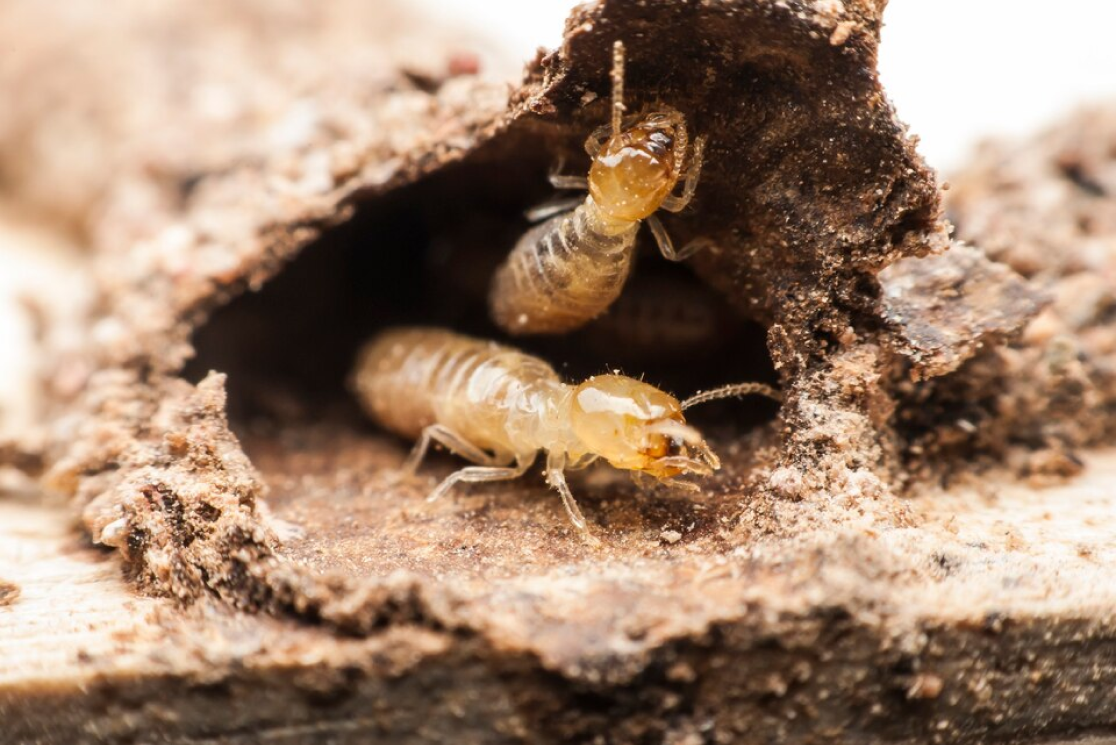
top-left (0, 1), bottom-right (1113, 742)
top-left (3, 451), bottom-right (1116, 743)
top-left (0, 491), bottom-right (475, 744)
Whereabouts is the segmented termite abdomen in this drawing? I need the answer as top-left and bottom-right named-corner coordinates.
top-left (489, 205), bottom-right (638, 335)
top-left (352, 327), bottom-right (564, 457)
top-left (353, 327), bottom-right (472, 439)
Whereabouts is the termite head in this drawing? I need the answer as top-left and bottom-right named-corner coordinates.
top-left (589, 112), bottom-right (686, 223)
top-left (570, 374), bottom-right (720, 480)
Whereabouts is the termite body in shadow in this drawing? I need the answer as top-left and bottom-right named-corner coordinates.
top-left (351, 327), bottom-right (778, 540)
top-left (489, 40), bottom-right (708, 335)
top-left (426, 230), bottom-right (744, 365)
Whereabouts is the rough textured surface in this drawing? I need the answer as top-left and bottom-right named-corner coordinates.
top-left (0, 0), bottom-right (503, 241)
top-left (896, 106), bottom-right (1116, 480)
top-left (40, 0), bottom-right (960, 605)
top-left (880, 244), bottom-right (1045, 380)
top-left (0, 205), bottom-right (89, 451)
top-left (49, 372), bottom-right (278, 607)
top-left (948, 105), bottom-right (1116, 283)
top-left (4, 0), bottom-right (1115, 743)
top-left (7, 456), bottom-right (1116, 744)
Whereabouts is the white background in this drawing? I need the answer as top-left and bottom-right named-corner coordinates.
top-left (415, 0), bottom-right (1116, 173)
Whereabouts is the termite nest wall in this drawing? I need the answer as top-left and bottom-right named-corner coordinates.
top-left (11, 1), bottom-right (1116, 740)
top-left (893, 105), bottom-right (1116, 483)
top-left (180, 0), bottom-right (949, 520)
top-left (38, 0), bottom-right (1066, 622)
top-left (184, 134), bottom-right (781, 436)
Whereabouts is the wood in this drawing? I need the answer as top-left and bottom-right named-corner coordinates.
top-left (4, 450), bottom-right (1116, 743)
top-left (0, 494), bottom-right (466, 744)
top-left (2, 1), bottom-right (1115, 743)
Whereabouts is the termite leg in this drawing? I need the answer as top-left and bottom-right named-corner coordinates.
top-left (549, 174), bottom-right (590, 191)
top-left (584, 124), bottom-right (612, 157)
top-left (404, 424), bottom-right (508, 475)
top-left (525, 197), bottom-right (582, 223)
top-left (646, 215), bottom-right (710, 262)
top-left (643, 214), bottom-right (701, 262)
top-left (566, 453), bottom-right (599, 471)
top-left (426, 455), bottom-right (535, 504)
top-left (659, 478), bottom-right (702, 494)
top-left (646, 214), bottom-right (677, 260)
top-left (661, 136), bottom-right (707, 213)
top-left (547, 156), bottom-right (589, 191)
top-left (545, 452), bottom-right (599, 543)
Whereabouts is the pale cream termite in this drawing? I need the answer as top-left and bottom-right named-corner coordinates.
top-left (351, 327), bottom-right (779, 539)
top-left (488, 40), bottom-right (708, 335)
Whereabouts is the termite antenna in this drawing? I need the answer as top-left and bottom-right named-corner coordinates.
top-left (611, 40), bottom-right (625, 137)
top-left (681, 382), bottom-right (783, 411)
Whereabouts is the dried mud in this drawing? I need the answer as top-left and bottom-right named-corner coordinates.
top-left (896, 105), bottom-right (1116, 481)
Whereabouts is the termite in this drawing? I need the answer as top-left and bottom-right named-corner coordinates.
top-left (488, 40), bottom-right (708, 335)
top-left (351, 327), bottom-right (779, 540)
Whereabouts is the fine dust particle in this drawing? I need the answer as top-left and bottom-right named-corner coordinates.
top-left (0, 580), bottom-right (20, 606)
top-left (660, 529), bottom-right (683, 544)
top-left (907, 673), bottom-right (944, 700)
top-left (829, 21), bottom-right (855, 46)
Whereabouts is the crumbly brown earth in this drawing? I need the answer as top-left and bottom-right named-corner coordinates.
top-left (4, 0), bottom-right (1116, 743)
top-left (895, 106), bottom-right (1116, 481)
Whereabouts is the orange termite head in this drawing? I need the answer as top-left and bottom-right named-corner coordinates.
top-left (589, 111), bottom-right (687, 223)
top-left (569, 374), bottom-right (720, 480)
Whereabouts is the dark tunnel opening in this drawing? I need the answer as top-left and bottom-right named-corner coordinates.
top-left (183, 134), bottom-right (781, 451)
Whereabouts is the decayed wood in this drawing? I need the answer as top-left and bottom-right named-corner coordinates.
top-left (880, 244), bottom-right (1044, 380)
top-left (2, 0), bottom-right (1116, 743)
top-left (0, 0), bottom-right (504, 240)
top-left (0, 496), bottom-right (465, 744)
top-left (895, 105), bottom-right (1116, 479)
top-left (41, 0), bottom-right (960, 615)
top-left (4, 452), bottom-right (1116, 744)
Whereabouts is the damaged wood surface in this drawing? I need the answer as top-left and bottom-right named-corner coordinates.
top-left (41, 0), bottom-right (957, 597)
top-left (894, 106), bottom-right (1116, 479)
top-left (0, 496), bottom-right (472, 744)
top-left (880, 243), bottom-right (1044, 380)
top-left (0, 0), bottom-right (502, 241)
top-left (41, 0), bottom-right (949, 383)
top-left (5, 455), bottom-right (1116, 743)
top-left (2, 0), bottom-right (1115, 743)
